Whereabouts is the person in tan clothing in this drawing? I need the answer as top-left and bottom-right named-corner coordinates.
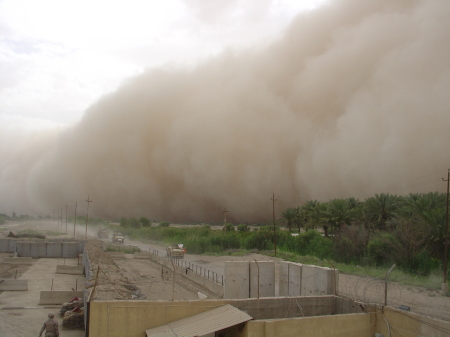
top-left (39, 313), bottom-right (59, 337)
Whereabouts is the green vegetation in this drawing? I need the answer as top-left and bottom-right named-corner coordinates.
top-left (158, 221), bottom-right (170, 227)
top-left (278, 192), bottom-right (448, 278)
top-left (18, 229), bottom-right (65, 236)
top-left (112, 191), bottom-right (448, 289)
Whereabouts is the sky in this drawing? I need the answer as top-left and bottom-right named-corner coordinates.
top-left (1, 0), bottom-right (450, 222)
top-left (0, 0), bottom-right (325, 128)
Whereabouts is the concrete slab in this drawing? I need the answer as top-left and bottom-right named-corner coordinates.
top-left (314, 266), bottom-right (338, 295)
top-left (301, 265), bottom-right (315, 296)
top-left (0, 279), bottom-right (28, 291)
top-left (250, 261), bottom-right (275, 298)
top-left (134, 252), bottom-right (153, 259)
top-left (108, 252), bottom-right (125, 259)
top-left (56, 265), bottom-right (84, 275)
top-left (39, 291), bottom-right (84, 305)
top-left (2, 257), bottom-right (33, 264)
top-left (36, 242), bottom-right (47, 258)
top-left (278, 262), bottom-right (290, 296)
top-left (224, 261), bottom-right (249, 299)
top-left (288, 263), bottom-right (302, 296)
top-left (17, 242), bottom-right (31, 257)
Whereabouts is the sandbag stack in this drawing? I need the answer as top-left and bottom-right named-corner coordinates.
top-left (59, 297), bottom-right (84, 330)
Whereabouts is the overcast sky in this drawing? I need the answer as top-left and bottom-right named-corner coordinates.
top-left (0, 0), bottom-right (326, 129)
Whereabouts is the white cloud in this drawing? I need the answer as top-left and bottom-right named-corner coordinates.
top-left (0, 0), bottom-right (327, 126)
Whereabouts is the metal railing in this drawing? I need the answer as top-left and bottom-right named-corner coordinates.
top-left (149, 249), bottom-right (224, 286)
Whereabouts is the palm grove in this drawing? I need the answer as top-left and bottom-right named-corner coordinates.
top-left (280, 192), bottom-right (447, 276)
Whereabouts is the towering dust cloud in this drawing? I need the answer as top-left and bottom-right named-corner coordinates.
top-left (2, 0), bottom-right (450, 222)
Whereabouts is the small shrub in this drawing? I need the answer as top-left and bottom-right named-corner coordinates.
top-left (237, 224), bottom-right (250, 232)
top-left (159, 221), bottom-right (170, 227)
top-left (140, 217), bottom-right (150, 227)
top-left (223, 223), bottom-right (235, 231)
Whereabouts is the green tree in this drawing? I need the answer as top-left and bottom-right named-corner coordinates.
top-left (139, 217), bottom-right (150, 227)
top-left (158, 221), bottom-right (170, 227)
top-left (321, 199), bottom-right (357, 235)
top-left (280, 207), bottom-right (299, 232)
top-left (237, 224), bottom-right (250, 232)
top-left (129, 218), bottom-right (141, 229)
top-left (298, 200), bottom-right (322, 231)
top-left (363, 193), bottom-right (400, 231)
top-left (119, 217), bottom-right (128, 227)
top-left (223, 223), bottom-right (235, 231)
top-left (403, 192), bottom-right (446, 259)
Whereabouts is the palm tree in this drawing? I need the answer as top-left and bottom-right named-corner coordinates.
top-left (280, 207), bottom-right (299, 232)
top-left (322, 198), bottom-right (357, 235)
top-left (298, 200), bottom-right (321, 231)
top-left (403, 192), bottom-right (446, 258)
top-left (363, 193), bottom-right (400, 231)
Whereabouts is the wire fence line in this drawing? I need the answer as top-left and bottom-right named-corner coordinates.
top-left (150, 249), bottom-right (224, 286)
top-left (150, 248), bottom-right (450, 322)
top-left (338, 273), bottom-right (450, 322)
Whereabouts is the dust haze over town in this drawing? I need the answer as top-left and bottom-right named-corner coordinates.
top-left (1, 0), bottom-right (450, 223)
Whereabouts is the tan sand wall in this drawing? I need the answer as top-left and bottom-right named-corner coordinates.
top-left (89, 296), bottom-right (359, 337)
top-left (374, 308), bottom-right (450, 337)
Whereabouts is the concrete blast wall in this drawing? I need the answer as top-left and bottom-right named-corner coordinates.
top-left (278, 262), bottom-right (337, 297)
top-left (0, 239), bottom-right (17, 253)
top-left (39, 290), bottom-right (84, 305)
top-left (0, 279), bottom-right (28, 291)
top-left (0, 239), bottom-right (85, 258)
top-left (225, 261), bottom-right (276, 299)
top-left (224, 262), bottom-right (249, 299)
top-left (250, 261), bottom-right (275, 298)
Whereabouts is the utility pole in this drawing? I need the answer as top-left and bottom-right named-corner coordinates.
top-left (74, 201), bottom-right (77, 238)
top-left (443, 169), bottom-right (450, 294)
top-left (272, 193), bottom-right (277, 257)
top-left (65, 205), bottom-right (68, 233)
top-left (223, 205), bottom-right (229, 225)
top-left (85, 195), bottom-right (92, 239)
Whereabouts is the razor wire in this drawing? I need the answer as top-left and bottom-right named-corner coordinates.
top-left (337, 273), bottom-right (450, 321)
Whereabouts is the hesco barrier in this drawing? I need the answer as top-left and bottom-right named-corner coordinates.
top-left (0, 239), bottom-right (86, 258)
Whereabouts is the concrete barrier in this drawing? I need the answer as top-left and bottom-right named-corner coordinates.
top-left (0, 279), bottom-right (28, 291)
top-left (279, 262), bottom-right (290, 296)
top-left (133, 252), bottom-right (153, 259)
top-left (315, 266), bottom-right (332, 295)
top-left (250, 261), bottom-right (275, 298)
top-left (39, 291), bottom-right (84, 305)
top-left (301, 265), bottom-right (315, 296)
top-left (288, 263), bottom-right (302, 296)
top-left (0, 239), bottom-right (16, 253)
top-left (56, 265), bottom-right (84, 275)
top-left (2, 257), bottom-right (33, 264)
top-left (279, 262), bottom-right (302, 297)
top-left (108, 252), bottom-right (125, 259)
top-left (224, 261), bottom-right (249, 299)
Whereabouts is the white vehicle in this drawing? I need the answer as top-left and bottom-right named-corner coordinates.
top-left (166, 243), bottom-right (185, 258)
top-left (112, 232), bottom-right (124, 244)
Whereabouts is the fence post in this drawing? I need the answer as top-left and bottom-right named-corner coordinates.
top-left (385, 264), bottom-right (396, 307)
